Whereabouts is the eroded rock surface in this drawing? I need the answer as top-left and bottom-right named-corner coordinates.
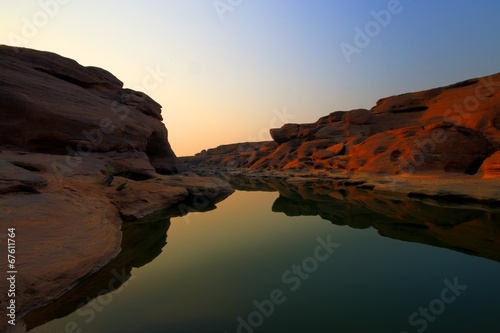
top-left (183, 72), bottom-right (500, 178)
top-left (481, 151), bottom-right (500, 178)
top-left (0, 45), bottom-right (177, 174)
top-left (0, 45), bottom-right (234, 331)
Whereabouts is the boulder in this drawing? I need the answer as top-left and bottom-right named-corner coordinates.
top-left (481, 151), bottom-right (500, 179)
top-left (342, 108), bottom-right (372, 125)
top-left (327, 143), bottom-right (345, 155)
top-left (0, 45), bottom-right (178, 174)
top-left (270, 123), bottom-right (300, 144)
top-left (0, 157), bottom-right (47, 193)
top-left (328, 111), bottom-right (347, 123)
top-left (347, 126), bottom-right (491, 175)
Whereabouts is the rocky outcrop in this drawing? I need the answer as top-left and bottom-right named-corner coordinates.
top-left (180, 141), bottom-right (278, 168)
top-left (183, 72), bottom-right (500, 178)
top-left (21, 217), bottom-right (172, 331)
top-left (0, 45), bottom-right (177, 174)
top-left (0, 45), bottom-right (234, 331)
top-left (0, 157), bottom-right (47, 193)
top-left (480, 151), bottom-right (500, 178)
top-left (346, 125), bottom-right (491, 175)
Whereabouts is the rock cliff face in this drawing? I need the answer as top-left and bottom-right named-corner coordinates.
top-left (183, 141), bottom-right (278, 168)
top-left (182, 73), bottom-right (500, 178)
top-left (0, 45), bottom-right (233, 330)
top-left (0, 45), bottom-right (177, 174)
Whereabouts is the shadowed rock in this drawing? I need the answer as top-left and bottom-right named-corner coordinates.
top-left (0, 45), bottom-right (177, 174)
top-left (0, 45), bottom-right (235, 333)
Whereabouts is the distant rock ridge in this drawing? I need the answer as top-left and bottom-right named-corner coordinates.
top-left (182, 72), bottom-right (500, 178)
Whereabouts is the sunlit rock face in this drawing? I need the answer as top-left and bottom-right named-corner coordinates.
top-left (480, 151), bottom-right (500, 178)
top-left (183, 72), bottom-right (500, 178)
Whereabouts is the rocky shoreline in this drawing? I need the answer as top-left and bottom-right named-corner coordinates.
top-left (0, 45), bottom-right (233, 332)
top-left (188, 168), bottom-right (500, 263)
top-left (190, 167), bottom-right (500, 205)
top-left (1, 44), bottom-right (499, 332)
top-left (181, 71), bottom-right (500, 202)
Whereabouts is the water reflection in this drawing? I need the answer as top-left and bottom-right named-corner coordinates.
top-left (23, 174), bottom-right (500, 332)
top-left (23, 218), bottom-right (171, 331)
top-left (22, 190), bottom-right (232, 332)
top-left (225, 174), bottom-right (500, 263)
top-left (272, 190), bottom-right (500, 262)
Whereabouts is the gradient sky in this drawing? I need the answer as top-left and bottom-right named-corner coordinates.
top-left (1, 0), bottom-right (500, 156)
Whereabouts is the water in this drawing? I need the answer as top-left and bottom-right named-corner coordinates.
top-left (25, 186), bottom-right (500, 333)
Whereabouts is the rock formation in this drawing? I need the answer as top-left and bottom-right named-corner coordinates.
top-left (184, 141), bottom-right (278, 168)
top-left (0, 45), bottom-right (233, 331)
top-left (0, 45), bottom-right (177, 175)
top-left (182, 72), bottom-right (500, 179)
top-left (481, 151), bottom-right (500, 178)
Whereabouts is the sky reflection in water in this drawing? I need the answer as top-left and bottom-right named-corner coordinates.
top-left (28, 190), bottom-right (500, 333)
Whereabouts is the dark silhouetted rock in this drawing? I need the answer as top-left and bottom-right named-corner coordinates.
top-left (0, 45), bottom-right (177, 174)
top-left (0, 45), bottom-right (235, 332)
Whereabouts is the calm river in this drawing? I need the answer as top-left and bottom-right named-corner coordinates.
top-left (25, 185), bottom-right (500, 333)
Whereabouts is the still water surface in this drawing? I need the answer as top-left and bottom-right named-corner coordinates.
top-left (29, 190), bottom-right (500, 333)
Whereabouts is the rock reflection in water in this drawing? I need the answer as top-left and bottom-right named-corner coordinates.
top-left (22, 218), bottom-right (170, 331)
top-left (226, 173), bottom-right (500, 263)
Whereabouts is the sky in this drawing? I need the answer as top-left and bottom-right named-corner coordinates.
top-left (1, 0), bottom-right (500, 156)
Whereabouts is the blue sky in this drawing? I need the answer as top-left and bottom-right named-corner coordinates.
top-left (1, 0), bottom-right (500, 155)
